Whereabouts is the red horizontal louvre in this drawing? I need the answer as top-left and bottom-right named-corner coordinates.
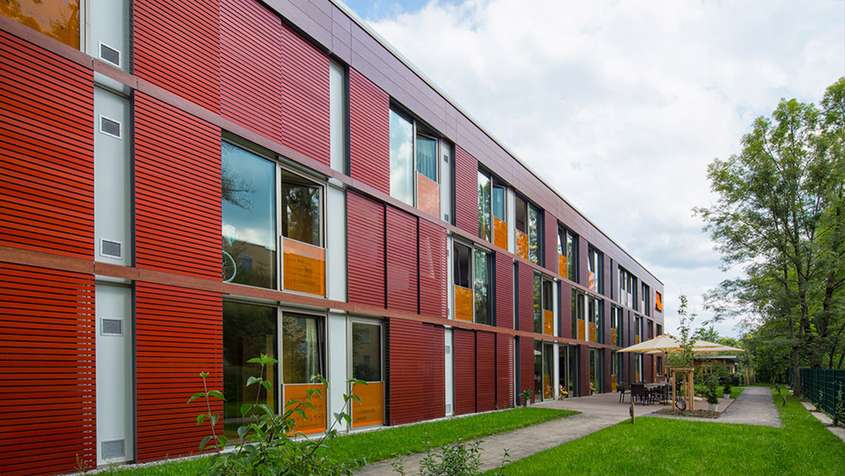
top-left (0, 263), bottom-right (95, 475)
top-left (220, 0), bottom-right (284, 140)
top-left (544, 210), bottom-right (558, 273)
top-left (495, 252), bottom-right (513, 328)
top-left (349, 68), bottom-right (390, 194)
top-left (0, 30), bottom-right (93, 258)
top-left (560, 282), bottom-right (572, 338)
top-left (419, 220), bottom-right (447, 318)
top-left (518, 262), bottom-right (533, 332)
top-left (452, 328), bottom-right (476, 415)
top-left (389, 320), bottom-right (444, 424)
top-left (519, 337), bottom-right (534, 401)
top-left (134, 93), bottom-right (222, 278)
top-left (476, 331), bottom-right (496, 412)
top-left (347, 191), bottom-right (385, 307)
top-left (386, 207), bottom-right (418, 313)
top-left (133, 0), bottom-right (220, 112)
top-left (135, 281), bottom-right (222, 462)
top-left (496, 334), bottom-right (513, 409)
top-left (454, 146), bottom-right (478, 235)
top-left (279, 21), bottom-right (330, 166)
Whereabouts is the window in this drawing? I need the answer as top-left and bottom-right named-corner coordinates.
top-left (439, 142), bottom-right (453, 223)
top-left (416, 135), bottom-right (439, 216)
top-left (557, 227), bottom-right (579, 281)
top-left (588, 296), bottom-right (603, 343)
top-left (533, 341), bottom-right (543, 401)
top-left (281, 170), bottom-right (325, 296)
top-left (634, 315), bottom-right (643, 344)
top-left (611, 306), bottom-right (623, 346)
top-left (527, 203), bottom-right (542, 265)
top-left (532, 274), bottom-right (556, 335)
top-left (389, 109), bottom-right (414, 205)
top-left (389, 108), bottom-right (445, 217)
top-left (532, 274), bottom-right (542, 333)
top-left (329, 60), bottom-right (348, 173)
top-left (619, 267), bottom-right (637, 309)
top-left (636, 354), bottom-right (643, 383)
top-left (558, 345), bottom-right (576, 398)
top-left (223, 301), bottom-right (277, 437)
top-left (222, 142), bottom-right (277, 289)
top-left (587, 246), bottom-right (603, 293)
top-left (478, 170), bottom-right (492, 241)
top-left (613, 351), bottom-right (623, 389)
top-left (571, 290), bottom-right (586, 340)
top-left (351, 320), bottom-right (385, 428)
top-left (282, 313), bottom-right (327, 433)
top-left (655, 291), bottom-right (664, 312)
top-left (642, 283), bottom-right (651, 316)
top-left (453, 241), bottom-right (492, 325)
top-left (1, 0), bottom-right (81, 48)
top-left (657, 324), bottom-right (663, 336)
top-left (492, 185), bottom-right (507, 248)
top-left (543, 342), bottom-right (554, 400)
top-left (514, 195), bottom-right (528, 260)
top-left (589, 349), bottom-right (602, 394)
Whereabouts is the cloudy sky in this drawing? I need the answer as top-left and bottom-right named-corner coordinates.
top-left (341, 0), bottom-right (845, 337)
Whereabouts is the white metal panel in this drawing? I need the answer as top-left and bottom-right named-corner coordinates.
top-left (439, 141), bottom-right (452, 223)
top-left (553, 281), bottom-right (559, 337)
top-left (94, 87), bottom-right (131, 266)
top-left (96, 283), bottom-right (133, 465)
top-left (552, 344), bottom-right (560, 400)
top-left (88, 0), bottom-right (130, 71)
top-left (446, 236), bottom-right (453, 319)
top-left (327, 312), bottom-right (348, 431)
top-left (444, 328), bottom-right (454, 416)
top-left (506, 188), bottom-right (516, 253)
top-left (326, 183), bottom-right (347, 302)
top-left (329, 60), bottom-right (347, 172)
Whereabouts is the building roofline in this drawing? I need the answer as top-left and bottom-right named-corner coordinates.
top-left (330, 0), bottom-right (663, 286)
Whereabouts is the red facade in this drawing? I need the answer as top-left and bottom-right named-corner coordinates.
top-left (495, 252), bottom-right (514, 329)
top-left (454, 146), bottom-right (478, 235)
top-left (518, 262), bottom-right (533, 332)
top-left (389, 321), bottom-right (444, 424)
top-left (349, 68), bottom-right (390, 194)
top-left (347, 191), bottom-right (386, 308)
top-left (419, 220), bottom-right (447, 317)
top-left (453, 328), bottom-right (476, 415)
top-left (495, 334), bottom-right (514, 409)
top-left (387, 208), bottom-right (418, 313)
top-left (476, 331), bottom-right (497, 412)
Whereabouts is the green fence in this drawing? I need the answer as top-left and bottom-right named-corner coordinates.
top-left (799, 368), bottom-right (845, 417)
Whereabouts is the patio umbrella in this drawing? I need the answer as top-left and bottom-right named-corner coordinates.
top-left (693, 344), bottom-right (745, 353)
top-left (617, 334), bottom-right (722, 353)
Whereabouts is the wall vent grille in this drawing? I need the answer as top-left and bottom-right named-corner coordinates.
top-left (99, 43), bottom-right (121, 67)
top-left (100, 239), bottom-right (122, 258)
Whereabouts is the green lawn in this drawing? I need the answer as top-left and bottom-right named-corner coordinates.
top-left (103, 407), bottom-right (575, 475)
top-left (495, 388), bottom-right (845, 475)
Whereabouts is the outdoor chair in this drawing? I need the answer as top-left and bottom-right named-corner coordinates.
top-left (631, 384), bottom-right (647, 404)
top-left (618, 384), bottom-right (629, 403)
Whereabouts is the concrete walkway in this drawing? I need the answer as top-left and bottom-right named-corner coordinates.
top-left (650, 386), bottom-right (782, 427)
top-left (356, 394), bottom-right (662, 475)
top-left (801, 401), bottom-right (845, 443)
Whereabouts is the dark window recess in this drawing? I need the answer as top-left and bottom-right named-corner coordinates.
top-left (515, 195), bottom-right (527, 232)
top-left (454, 242), bottom-right (471, 287)
top-left (100, 116), bottom-right (121, 138)
top-left (99, 43), bottom-right (121, 66)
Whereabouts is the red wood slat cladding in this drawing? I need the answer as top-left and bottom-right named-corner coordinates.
top-left (389, 321), bottom-right (444, 424)
top-left (279, 20), bottom-right (330, 166)
top-left (604, 349), bottom-right (613, 392)
top-left (644, 354), bottom-right (654, 383)
top-left (135, 281), bottom-right (222, 462)
top-left (419, 220), bottom-right (447, 318)
top-left (579, 346), bottom-right (590, 396)
top-left (134, 93), bottom-right (222, 278)
top-left (519, 337), bottom-right (534, 401)
top-left (495, 334), bottom-right (513, 409)
top-left (518, 263), bottom-right (533, 331)
top-left (452, 329), bottom-right (476, 415)
top-left (476, 331), bottom-right (496, 412)
top-left (386, 207), bottom-right (418, 313)
top-left (544, 210), bottom-right (558, 273)
top-left (133, 0), bottom-right (220, 112)
top-left (454, 146), bottom-right (478, 235)
top-left (0, 264), bottom-right (95, 475)
top-left (0, 31), bottom-right (93, 258)
top-left (579, 238), bottom-right (589, 288)
top-left (349, 68), bottom-right (390, 194)
top-left (560, 281), bottom-right (572, 338)
top-left (495, 252), bottom-right (513, 329)
top-left (347, 191), bottom-right (385, 307)
top-left (603, 252), bottom-right (612, 298)
top-left (220, 0), bottom-right (284, 140)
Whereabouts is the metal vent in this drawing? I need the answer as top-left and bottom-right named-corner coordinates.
top-left (99, 43), bottom-right (121, 67)
top-left (445, 344), bottom-right (451, 354)
top-left (101, 439), bottom-right (125, 459)
top-left (446, 403), bottom-right (452, 413)
top-left (100, 116), bottom-right (122, 138)
top-left (100, 239), bottom-right (122, 258)
top-left (101, 318), bottom-right (123, 336)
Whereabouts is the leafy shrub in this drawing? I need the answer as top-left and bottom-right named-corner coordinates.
top-left (418, 441), bottom-right (482, 476)
top-left (722, 381), bottom-right (732, 397)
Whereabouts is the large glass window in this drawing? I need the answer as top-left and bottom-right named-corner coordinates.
top-left (589, 349), bottom-right (602, 394)
top-left (281, 170), bottom-right (325, 296)
top-left (559, 345), bottom-right (575, 398)
top-left (588, 296), bottom-right (603, 343)
top-left (611, 306), bottom-right (623, 346)
top-left (587, 246), bottom-right (603, 294)
top-left (1, 0), bottom-right (80, 48)
top-left (527, 203), bottom-right (542, 265)
top-left (351, 321), bottom-right (384, 428)
top-left (613, 351), bottom-right (623, 390)
top-left (535, 275), bottom-right (555, 336)
top-left (454, 241), bottom-right (492, 325)
top-left (389, 109), bottom-right (414, 205)
top-left (473, 248), bottom-right (492, 325)
top-left (478, 171), bottom-right (492, 242)
top-left (223, 301), bottom-right (277, 437)
top-left (222, 142), bottom-right (277, 289)
top-left (416, 135), bottom-right (439, 217)
top-left (282, 313), bottom-right (326, 433)
top-left (532, 273), bottom-right (543, 333)
top-left (543, 342), bottom-right (554, 400)
top-left (572, 290), bottom-right (585, 341)
top-left (642, 283), bottom-right (651, 317)
top-left (514, 195), bottom-right (528, 260)
top-left (492, 185), bottom-right (507, 248)
top-left (533, 341), bottom-right (543, 401)
top-left (558, 227), bottom-right (579, 281)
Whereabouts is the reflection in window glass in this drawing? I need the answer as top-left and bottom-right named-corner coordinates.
top-left (222, 142), bottom-right (276, 288)
top-left (416, 136), bottom-right (437, 181)
top-left (473, 249), bottom-right (491, 325)
top-left (515, 196), bottom-right (527, 233)
top-left (566, 230), bottom-right (578, 281)
top-left (532, 273), bottom-right (542, 333)
top-left (352, 323), bottom-right (381, 382)
top-left (281, 171), bottom-right (321, 247)
top-left (492, 186), bottom-right (505, 221)
top-left (389, 110), bottom-right (414, 205)
top-left (223, 302), bottom-right (277, 436)
top-left (282, 314), bottom-right (324, 383)
top-left (527, 204), bottom-right (540, 264)
top-left (477, 171), bottom-right (491, 241)
top-left (0, 0), bottom-right (80, 48)
top-left (543, 342), bottom-right (554, 399)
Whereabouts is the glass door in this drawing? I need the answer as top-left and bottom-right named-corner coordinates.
top-left (542, 342), bottom-right (554, 399)
top-left (350, 319), bottom-right (385, 428)
top-left (281, 312), bottom-right (327, 434)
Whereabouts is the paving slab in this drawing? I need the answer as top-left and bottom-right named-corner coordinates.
top-left (356, 393), bottom-right (662, 475)
top-left (801, 401), bottom-right (845, 443)
top-left (649, 386), bottom-right (782, 427)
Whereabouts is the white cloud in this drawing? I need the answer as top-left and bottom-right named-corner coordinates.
top-left (358, 0), bottom-right (845, 337)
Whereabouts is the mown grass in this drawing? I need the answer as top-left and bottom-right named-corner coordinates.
top-left (103, 407), bottom-right (576, 475)
top-left (495, 388), bottom-right (845, 475)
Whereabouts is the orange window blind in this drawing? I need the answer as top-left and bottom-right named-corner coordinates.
top-left (493, 217), bottom-right (508, 249)
top-left (284, 383), bottom-right (327, 434)
top-left (543, 310), bottom-right (554, 335)
top-left (0, 0), bottom-right (80, 48)
top-left (611, 376), bottom-right (617, 392)
top-left (454, 285), bottom-right (473, 322)
top-left (516, 230), bottom-right (529, 260)
top-left (416, 172), bottom-right (440, 218)
top-left (655, 291), bottom-right (663, 312)
top-left (587, 270), bottom-right (596, 292)
top-left (352, 381), bottom-right (384, 428)
top-left (577, 319), bottom-right (585, 341)
top-left (589, 322), bottom-right (597, 343)
top-left (559, 254), bottom-right (567, 278)
top-left (283, 237), bottom-right (325, 296)
top-left (610, 328), bottom-right (618, 345)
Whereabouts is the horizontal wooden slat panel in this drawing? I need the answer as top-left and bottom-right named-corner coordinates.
top-left (0, 263), bottom-right (95, 475)
top-left (387, 207), bottom-right (417, 313)
top-left (349, 68), bottom-right (390, 194)
top-left (453, 328), bottom-right (475, 415)
top-left (476, 331), bottom-right (496, 412)
top-left (454, 146), bottom-right (478, 235)
top-left (347, 191), bottom-right (385, 308)
top-left (389, 321), bottom-right (443, 424)
top-left (496, 334), bottom-right (513, 409)
top-left (419, 220), bottom-right (446, 318)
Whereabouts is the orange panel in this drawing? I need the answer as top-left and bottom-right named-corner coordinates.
top-left (635, 335), bottom-right (641, 344)
top-left (0, 0), bottom-right (80, 48)
top-left (587, 270), bottom-right (596, 292)
top-left (416, 172), bottom-right (440, 218)
top-left (493, 217), bottom-right (508, 249)
top-left (454, 285), bottom-right (474, 322)
top-left (559, 254), bottom-right (567, 277)
top-left (655, 291), bottom-right (663, 312)
top-left (283, 238), bottom-right (325, 296)
top-left (352, 381), bottom-right (384, 428)
top-left (577, 319), bottom-right (585, 341)
top-left (543, 310), bottom-right (554, 335)
top-left (516, 230), bottom-right (529, 260)
top-left (284, 383), bottom-right (326, 434)
top-left (589, 322), bottom-right (597, 343)
top-left (610, 328), bottom-right (618, 345)
top-left (611, 375), bottom-right (617, 392)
